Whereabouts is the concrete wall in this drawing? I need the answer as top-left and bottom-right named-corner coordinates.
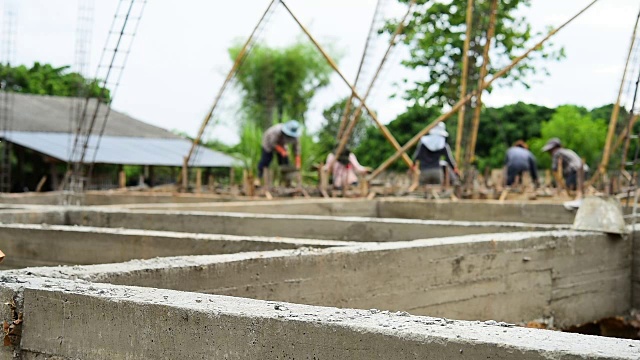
top-left (120, 198), bottom-right (578, 225)
top-left (0, 224), bottom-right (352, 269)
top-left (67, 208), bottom-right (566, 242)
top-left (21, 230), bottom-right (630, 328)
top-left (118, 198), bottom-right (379, 217)
top-left (377, 198), bottom-right (577, 224)
top-left (1, 277), bottom-right (636, 360)
top-left (0, 208), bottom-right (66, 225)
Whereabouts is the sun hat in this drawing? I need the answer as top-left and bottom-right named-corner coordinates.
top-left (282, 120), bottom-right (302, 138)
top-left (542, 138), bottom-right (562, 152)
top-left (428, 122), bottom-right (448, 137)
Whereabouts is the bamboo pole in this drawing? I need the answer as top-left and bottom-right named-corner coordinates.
top-left (466, 0), bottom-right (499, 166)
top-left (336, 0), bottom-right (386, 140)
top-left (330, 0), bottom-right (417, 169)
top-left (591, 9), bottom-right (640, 185)
top-left (367, 0), bottom-right (600, 180)
top-left (182, 0), bottom-right (279, 190)
top-left (454, 0), bottom-right (475, 164)
top-left (280, 0), bottom-right (416, 169)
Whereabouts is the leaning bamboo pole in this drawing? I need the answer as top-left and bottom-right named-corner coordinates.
top-left (454, 0), bottom-right (475, 164)
top-left (590, 9), bottom-right (640, 186)
top-left (367, 0), bottom-right (601, 181)
top-left (182, 0), bottom-right (279, 190)
top-left (336, 0), bottom-right (386, 140)
top-left (466, 0), bottom-right (499, 166)
top-left (281, 0), bottom-right (416, 168)
top-left (333, 0), bottom-right (418, 170)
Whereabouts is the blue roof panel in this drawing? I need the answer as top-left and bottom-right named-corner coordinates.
top-left (3, 132), bottom-right (238, 167)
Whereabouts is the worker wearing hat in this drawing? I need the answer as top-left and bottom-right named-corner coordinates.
top-left (412, 122), bottom-right (458, 185)
top-left (542, 137), bottom-right (583, 190)
top-left (258, 120), bottom-right (303, 178)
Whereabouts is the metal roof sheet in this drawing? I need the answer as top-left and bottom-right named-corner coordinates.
top-left (3, 131), bottom-right (238, 168)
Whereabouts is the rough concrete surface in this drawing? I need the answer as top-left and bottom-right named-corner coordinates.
top-left (0, 223), bottom-right (353, 269)
top-left (14, 230), bottom-right (630, 327)
top-left (1, 276), bottom-right (635, 360)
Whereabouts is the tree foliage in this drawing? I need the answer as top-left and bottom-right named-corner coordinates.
top-left (0, 62), bottom-right (110, 100)
top-left (230, 41), bottom-right (335, 130)
top-left (386, 0), bottom-right (564, 107)
top-left (530, 105), bottom-right (607, 170)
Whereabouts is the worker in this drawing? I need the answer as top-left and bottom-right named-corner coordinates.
top-left (542, 137), bottom-right (583, 190)
top-left (505, 140), bottom-right (539, 187)
top-left (412, 122), bottom-right (458, 185)
top-left (323, 147), bottom-right (369, 189)
top-left (258, 120), bottom-right (303, 178)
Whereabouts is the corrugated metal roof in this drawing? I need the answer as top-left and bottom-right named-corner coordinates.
top-left (0, 93), bottom-right (179, 139)
top-left (3, 131), bottom-right (238, 167)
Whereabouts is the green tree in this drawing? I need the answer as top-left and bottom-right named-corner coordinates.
top-left (386, 0), bottom-right (564, 107)
top-left (230, 41), bottom-right (335, 130)
top-left (474, 102), bottom-right (554, 169)
top-left (316, 98), bottom-right (371, 157)
top-left (0, 62), bottom-right (109, 100)
top-left (530, 105), bottom-right (607, 170)
top-left (354, 105), bottom-right (442, 171)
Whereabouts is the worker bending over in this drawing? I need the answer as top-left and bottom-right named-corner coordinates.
top-left (542, 137), bottom-right (583, 190)
top-left (323, 147), bottom-right (369, 189)
top-left (505, 140), bottom-right (538, 187)
top-left (258, 120), bottom-right (302, 178)
top-left (412, 122), bottom-right (458, 185)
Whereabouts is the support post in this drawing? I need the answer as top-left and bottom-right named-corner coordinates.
top-left (466, 0), bottom-right (498, 166)
top-left (208, 173), bottom-right (215, 192)
top-left (455, 0), bottom-right (475, 164)
top-left (367, 0), bottom-right (600, 181)
top-left (118, 170), bottom-right (126, 189)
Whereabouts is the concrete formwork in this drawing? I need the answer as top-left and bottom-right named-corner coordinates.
top-left (117, 198), bottom-right (578, 224)
top-left (0, 224), bottom-right (353, 269)
top-left (67, 208), bottom-right (567, 242)
top-left (0, 276), bottom-right (636, 360)
top-left (14, 230), bottom-right (630, 328)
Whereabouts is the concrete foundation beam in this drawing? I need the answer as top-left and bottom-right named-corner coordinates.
top-left (16, 230), bottom-right (630, 328)
top-left (67, 208), bottom-right (567, 242)
top-left (0, 224), bottom-right (353, 269)
top-left (0, 277), bottom-right (635, 360)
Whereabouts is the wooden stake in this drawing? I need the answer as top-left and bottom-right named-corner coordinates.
top-left (118, 170), bottom-right (126, 189)
top-left (455, 0), bottom-right (475, 164)
top-left (367, 0), bottom-right (600, 181)
top-left (195, 169), bottom-right (202, 194)
top-left (229, 167), bottom-right (235, 186)
top-left (181, 157), bottom-right (188, 191)
top-left (35, 176), bottom-right (47, 192)
top-left (466, 0), bottom-right (498, 166)
top-left (208, 174), bottom-right (215, 192)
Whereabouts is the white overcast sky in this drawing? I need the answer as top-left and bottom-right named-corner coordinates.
top-left (3, 0), bottom-right (640, 144)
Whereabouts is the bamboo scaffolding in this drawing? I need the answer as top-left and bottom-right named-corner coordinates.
top-left (465, 0), bottom-right (499, 166)
top-left (182, 0), bottom-right (279, 190)
top-left (332, 0), bottom-right (418, 170)
top-left (454, 0), bottom-right (475, 164)
top-left (367, 0), bottom-right (600, 181)
top-left (590, 9), bottom-right (640, 186)
top-left (281, 0), bottom-right (416, 168)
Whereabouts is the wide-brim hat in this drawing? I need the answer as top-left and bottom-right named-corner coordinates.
top-left (428, 122), bottom-right (448, 137)
top-left (542, 137), bottom-right (561, 152)
top-left (282, 120), bottom-right (302, 138)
